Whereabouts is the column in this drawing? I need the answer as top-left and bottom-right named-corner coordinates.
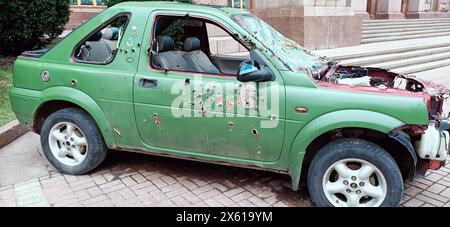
top-left (407, 0), bottom-right (450, 18)
top-left (375, 0), bottom-right (404, 19)
top-left (251, 0), bottom-right (362, 50)
top-left (350, 0), bottom-right (370, 19)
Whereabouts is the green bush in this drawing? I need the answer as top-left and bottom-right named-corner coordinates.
top-left (107, 0), bottom-right (193, 7)
top-left (0, 0), bottom-right (70, 56)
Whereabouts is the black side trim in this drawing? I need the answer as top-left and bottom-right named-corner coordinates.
top-left (20, 48), bottom-right (49, 58)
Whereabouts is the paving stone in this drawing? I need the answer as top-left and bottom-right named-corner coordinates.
top-left (440, 188), bottom-right (450, 199)
top-left (415, 194), bottom-right (444, 207)
top-left (3, 133), bottom-right (450, 207)
top-left (427, 183), bottom-right (447, 194)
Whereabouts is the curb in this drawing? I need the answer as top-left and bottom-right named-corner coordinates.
top-left (0, 120), bottom-right (29, 149)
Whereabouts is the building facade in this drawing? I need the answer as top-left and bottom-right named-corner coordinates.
top-left (67, 0), bottom-right (450, 49)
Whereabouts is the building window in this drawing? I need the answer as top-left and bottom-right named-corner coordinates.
top-left (228, 0), bottom-right (249, 9)
top-left (69, 0), bottom-right (107, 6)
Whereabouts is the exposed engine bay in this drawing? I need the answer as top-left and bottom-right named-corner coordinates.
top-left (313, 63), bottom-right (450, 118)
top-left (312, 63), bottom-right (450, 170)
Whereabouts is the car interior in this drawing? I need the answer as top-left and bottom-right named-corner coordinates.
top-left (75, 15), bottom-right (129, 64)
top-left (151, 16), bottom-right (250, 75)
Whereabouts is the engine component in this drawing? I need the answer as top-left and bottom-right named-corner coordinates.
top-left (334, 76), bottom-right (371, 86)
top-left (414, 123), bottom-right (449, 161)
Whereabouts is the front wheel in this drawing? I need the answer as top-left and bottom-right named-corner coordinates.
top-left (40, 108), bottom-right (108, 175)
top-left (307, 138), bottom-right (403, 207)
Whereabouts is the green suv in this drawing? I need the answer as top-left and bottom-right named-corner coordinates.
top-left (9, 2), bottom-right (450, 207)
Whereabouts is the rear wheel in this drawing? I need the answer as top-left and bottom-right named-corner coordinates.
top-left (307, 138), bottom-right (403, 207)
top-left (40, 108), bottom-right (107, 175)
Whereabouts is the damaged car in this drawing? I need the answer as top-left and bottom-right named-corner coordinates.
top-left (9, 2), bottom-right (450, 207)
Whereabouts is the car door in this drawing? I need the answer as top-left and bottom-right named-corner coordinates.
top-left (133, 11), bottom-right (285, 162)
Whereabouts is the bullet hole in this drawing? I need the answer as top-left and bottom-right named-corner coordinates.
top-left (206, 88), bottom-right (211, 93)
top-left (228, 121), bottom-right (235, 128)
top-left (154, 118), bottom-right (161, 126)
top-left (192, 89), bottom-right (197, 93)
top-left (71, 80), bottom-right (77, 86)
top-left (185, 79), bottom-right (190, 85)
top-left (153, 113), bottom-right (158, 117)
top-left (251, 129), bottom-right (260, 138)
top-left (226, 101), bottom-right (235, 110)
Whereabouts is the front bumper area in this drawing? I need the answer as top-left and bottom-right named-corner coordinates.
top-left (414, 122), bottom-right (449, 162)
top-left (413, 122), bottom-right (450, 173)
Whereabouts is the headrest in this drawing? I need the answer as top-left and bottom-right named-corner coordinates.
top-left (156, 35), bottom-right (174, 53)
top-left (102, 27), bottom-right (119, 40)
top-left (87, 31), bottom-right (103, 42)
top-left (183, 37), bottom-right (201, 52)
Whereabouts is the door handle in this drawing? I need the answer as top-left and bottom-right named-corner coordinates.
top-left (139, 78), bottom-right (158, 88)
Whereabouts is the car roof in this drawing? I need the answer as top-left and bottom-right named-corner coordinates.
top-left (115, 1), bottom-right (246, 16)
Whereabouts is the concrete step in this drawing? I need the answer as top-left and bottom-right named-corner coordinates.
top-left (363, 18), bottom-right (450, 23)
top-left (368, 52), bottom-right (450, 69)
top-left (362, 31), bottom-right (450, 44)
top-left (363, 19), bottom-right (450, 26)
top-left (363, 23), bottom-right (450, 31)
top-left (392, 58), bottom-right (450, 75)
top-left (339, 46), bottom-right (450, 66)
top-left (362, 28), bottom-right (450, 39)
top-left (362, 26), bottom-right (450, 35)
top-left (315, 36), bottom-right (450, 60)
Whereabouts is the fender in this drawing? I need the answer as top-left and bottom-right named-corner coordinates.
top-left (388, 130), bottom-right (417, 179)
top-left (39, 86), bottom-right (116, 148)
top-left (287, 110), bottom-right (405, 191)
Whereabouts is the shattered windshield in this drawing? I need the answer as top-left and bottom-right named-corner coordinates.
top-left (232, 13), bottom-right (327, 72)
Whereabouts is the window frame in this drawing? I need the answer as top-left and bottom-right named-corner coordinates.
top-left (71, 12), bottom-right (132, 66)
top-left (149, 13), bottom-right (251, 78)
top-left (204, 21), bottom-right (249, 58)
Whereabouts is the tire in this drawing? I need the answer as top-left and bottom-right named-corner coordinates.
top-left (307, 138), bottom-right (403, 207)
top-left (40, 107), bottom-right (108, 175)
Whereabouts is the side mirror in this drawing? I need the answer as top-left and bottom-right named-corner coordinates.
top-left (237, 61), bottom-right (275, 83)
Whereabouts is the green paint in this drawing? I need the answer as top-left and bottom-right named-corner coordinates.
top-left (9, 2), bottom-right (430, 190)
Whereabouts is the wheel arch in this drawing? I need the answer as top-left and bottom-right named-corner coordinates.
top-left (288, 110), bottom-right (415, 191)
top-left (34, 87), bottom-right (116, 148)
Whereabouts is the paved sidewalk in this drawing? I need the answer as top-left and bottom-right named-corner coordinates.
top-left (1, 132), bottom-right (450, 207)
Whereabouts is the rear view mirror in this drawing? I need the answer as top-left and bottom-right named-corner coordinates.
top-left (237, 61), bottom-right (275, 83)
